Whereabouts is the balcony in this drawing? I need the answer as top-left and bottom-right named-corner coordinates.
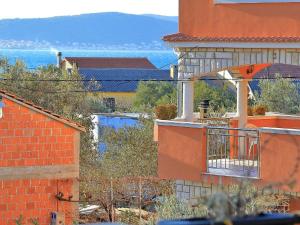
top-left (155, 115), bottom-right (300, 193)
top-left (206, 126), bottom-right (259, 178)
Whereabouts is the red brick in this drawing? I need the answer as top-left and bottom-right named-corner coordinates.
top-left (0, 204), bottom-right (7, 211)
top-left (0, 97), bottom-right (79, 224)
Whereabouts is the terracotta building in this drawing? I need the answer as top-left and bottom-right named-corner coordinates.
top-left (0, 90), bottom-right (84, 225)
top-left (156, 0), bottom-right (300, 211)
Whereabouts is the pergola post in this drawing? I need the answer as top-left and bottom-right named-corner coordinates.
top-left (182, 80), bottom-right (194, 121)
top-left (236, 79), bottom-right (248, 157)
top-left (236, 79), bottom-right (248, 128)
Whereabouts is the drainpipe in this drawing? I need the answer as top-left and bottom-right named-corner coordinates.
top-left (182, 80), bottom-right (194, 121)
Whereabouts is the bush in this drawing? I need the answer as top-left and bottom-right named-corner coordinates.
top-left (248, 106), bottom-right (254, 116)
top-left (155, 195), bottom-right (207, 221)
top-left (256, 74), bottom-right (300, 114)
top-left (155, 104), bottom-right (177, 120)
top-left (253, 105), bottom-right (268, 116)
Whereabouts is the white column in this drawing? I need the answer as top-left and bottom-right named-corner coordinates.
top-left (182, 80), bottom-right (194, 121)
top-left (236, 80), bottom-right (248, 157)
top-left (236, 80), bottom-right (248, 128)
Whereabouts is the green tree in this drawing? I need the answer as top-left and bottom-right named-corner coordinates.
top-left (256, 74), bottom-right (300, 114)
top-left (194, 81), bottom-right (236, 113)
top-left (101, 118), bottom-right (157, 178)
top-left (134, 81), bottom-right (176, 109)
top-left (0, 59), bottom-right (99, 168)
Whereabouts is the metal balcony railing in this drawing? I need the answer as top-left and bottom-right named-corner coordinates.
top-left (206, 126), bottom-right (260, 178)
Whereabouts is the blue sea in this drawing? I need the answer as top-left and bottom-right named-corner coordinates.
top-left (0, 49), bottom-right (177, 69)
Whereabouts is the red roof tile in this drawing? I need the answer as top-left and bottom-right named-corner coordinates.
top-left (63, 57), bottom-right (157, 69)
top-left (163, 33), bottom-right (300, 43)
top-left (0, 90), bottom-right (85, 132)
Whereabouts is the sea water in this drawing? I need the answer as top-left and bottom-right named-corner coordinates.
top-left (0, 49), bottom-right (177, 69)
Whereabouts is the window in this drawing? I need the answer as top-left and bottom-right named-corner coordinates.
top-left (103, 98), bottom-right (116, 112)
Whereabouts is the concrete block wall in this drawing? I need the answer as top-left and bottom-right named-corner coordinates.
top-left (176, 47), bottom-right (300, 78)
top-left (0, 97), bottom-right (80, 225)
top-left (175, 180), bottom-right (214, 202)
top-left (175, 180), bottom-right (300, 212)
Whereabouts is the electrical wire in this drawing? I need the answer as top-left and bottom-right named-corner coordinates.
top-left (0, 77), bottom-right (300, 82)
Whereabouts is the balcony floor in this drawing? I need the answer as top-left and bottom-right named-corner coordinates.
top-left (208, 158), bottom-right (258, 178)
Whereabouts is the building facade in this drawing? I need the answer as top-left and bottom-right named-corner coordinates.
top-left (0, 90), bottom-right (84, 225)
top-left (156, 0), bottom-right (300, 211)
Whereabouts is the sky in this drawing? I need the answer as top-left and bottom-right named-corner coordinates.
top-left (0, 0), bottom-right (178, 19)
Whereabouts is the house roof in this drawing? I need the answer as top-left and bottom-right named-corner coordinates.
top-left (163, 33), bottom-right (300, 43)
top-left (0, 89), bottom-right (85, 132)
top-left (78, 68), bottom-right (172, 92)
top-left (63, 57), bottom-right (157, 69)
top-left (254, 63), bottom-right (300, 78)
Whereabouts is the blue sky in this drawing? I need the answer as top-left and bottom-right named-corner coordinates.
top-left (0, 0), bottom-right (178, 19)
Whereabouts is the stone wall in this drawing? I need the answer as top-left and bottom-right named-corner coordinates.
top-left (176, 47), bottom-right (300, 78)
top-left (175, 180), bottom-right (215, 202)
top-left (175, 179), bottom-right (300, 205)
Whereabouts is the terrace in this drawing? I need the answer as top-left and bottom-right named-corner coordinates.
top-left (155, 64), bottom-right (300, 193)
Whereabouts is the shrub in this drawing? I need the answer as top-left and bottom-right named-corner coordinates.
top-left (256, 74), bottom-right (300, 114)
top-left (155, 195), bottom-right (207, 220)
top-left (248, 106), bottom-right (254, 116)
top-left (155, 104), bottom-right (177, 120)
top-left (253, 105), bottom-right (268, 116)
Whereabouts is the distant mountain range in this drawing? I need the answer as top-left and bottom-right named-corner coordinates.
top-left (0, 13), bottom-right (178, 50)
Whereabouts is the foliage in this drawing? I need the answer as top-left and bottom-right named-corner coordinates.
top-left (155, 195), bottom-right (207, 220)
top-left (256, 74), bottom-right (300, 114)
top-left (154, 183), bottom-right (289, 223)
top-left (252, 104), bottom-right (268, 116)
top-left (101, 118), bottom-right (157, 178)
top-left (194, 81), bottom-right (236, 113)
top-left (118, 210), bottom-right (140, 225)
top-left (15, 215), bottom-right (24, 225)
top-left (155, 104), bottom-right (177, 120)
top-left (29, 218), bottom-right (40, 225)
top-left (209, 184), bottom-right (289, 220)
top-left (80, 117), bottom-right (169, 222)
top-left (134, 80), bottom-right (236, 114)
top-left (248, 106), bottom-right (254, 116)
top-left (0, 59), bottom-right (99, 166)
top-left (134, 81), bottom-right (176, 110)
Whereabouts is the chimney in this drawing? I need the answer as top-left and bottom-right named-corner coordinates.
top-left (170, 65), bottom-right (178, 79)
top-left (56, 52), bottom-right (62, 68)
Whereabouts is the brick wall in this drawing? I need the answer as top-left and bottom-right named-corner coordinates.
top-left (0, 97), bottom-right (80, 225)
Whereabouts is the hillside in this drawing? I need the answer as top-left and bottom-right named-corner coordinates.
top-left (0, 12), bottom-right (178, 49)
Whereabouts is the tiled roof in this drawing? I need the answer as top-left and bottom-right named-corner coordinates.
top-left (79, 68), bottom-right (172, 92)
top-left (254, 63), bottom-right (300, 78)
top-left (64, 57), bottom-right (157, 69)
top-left (248, 63), bottom-right (300, 92)
top-left (163, 33), bottom-right (300, 43)
top-left (0, 90), bottom-right (85, 131)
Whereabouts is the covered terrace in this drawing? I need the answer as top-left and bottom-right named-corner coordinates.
top-left (155, 63), bottom-right (300, 180)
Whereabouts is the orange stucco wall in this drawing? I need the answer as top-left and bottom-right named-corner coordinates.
top-left (231, 116), bottom-right (300, 129)
top-left (157, 119), bottom-right (300, 194)
top-left (260, 132), bottom-right (300, 193)
top-left (157, 125), bottom-right (206, 181)
top-left (179, 0), bottom-right (300, 38)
